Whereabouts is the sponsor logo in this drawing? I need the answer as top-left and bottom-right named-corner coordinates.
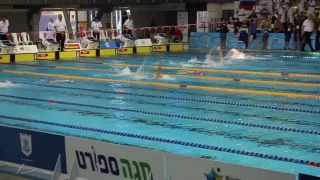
top-left (38, 53), bottom-right (48, 57)
top-left (20, 133), bottom-right (33, 162)
top-left (81, 51), bottom-right (90, 55)
top-left (104, 42), bottom-right (110, 47)
top-left (118, 48), bottom-right (128, 52)
top-left (153, 46), bottom-right (163, 50)
top-left (75, 146), bottom-right (153, 180)
top-left (204, 167), bottom-right (240, 180)
top-left (0, 56), bottom-right (2, 60)
top-left (65, 44), bottom-right (81, 49)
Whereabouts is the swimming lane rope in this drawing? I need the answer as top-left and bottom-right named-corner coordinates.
top-left (2, 70), bottom-right (320, 99)
top-left (41, 59), bottom-right (320, 79)
top-left (7, 64), bottom-right (320, 87)
top-left (1, 93), bottom-right (320, 135)
top-left (13, 82), bottom-right (320, 114)
top-left (0, 114), bottom-right (319, 167)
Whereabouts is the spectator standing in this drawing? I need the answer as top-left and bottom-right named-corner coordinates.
top-left (298, 0), bottom-right (307, 15)
top-left (236, 5), bottom-right (246, 22)
top-left (253, 0), bottom-right (263, 18)
top-left (262, 15), bottom-right (271, 50)
top-left (283, 17), bottom-right (294, 50)
top-left (287, 3), bottom-right (295, 23)
top-left (294, 15), bottom-right (304, 50)
top-left (314, 13), bottom-right (320, 50)
top-left (54, 14), bottom-right (66, 51)
top-left (91, 17), bottom-right (102, 41)
top-left (248, 19), bottom-right (259, 49)
top-left (218, 19), bottom-right (229, 49)
top-left (301, 14), bottom-right (315, 52)
top-left (0, 16), bottom-right (9, 40)
top-left (307, 0), bottom-right (316, 16)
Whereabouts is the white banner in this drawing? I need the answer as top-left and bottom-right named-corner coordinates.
top-left (165, 153), bottom-right (296, 180)
top-left (15, 45), bottom-right (38, 54)
top-left (196, 11), bottom-right (218, 32)
top-left (65, 137), bottom-right (165, 180)
top-left (177, 12), bottom-right (188, 42)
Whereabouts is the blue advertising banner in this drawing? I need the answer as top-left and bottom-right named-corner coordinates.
top-left (299, 173), bottom-right (320, 180)
top-left (190, 32), bottom-right (315, 51)
top-left (0, 126), bottom-right (67, 173)
top-left (100, 41), bottom-right (120, 49)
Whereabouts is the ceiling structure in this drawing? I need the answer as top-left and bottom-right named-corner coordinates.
top-left (0, 0), bottom-right (233, 5)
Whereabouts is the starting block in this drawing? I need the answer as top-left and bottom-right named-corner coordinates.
top-left (120, 34), bottom-right (136, 48)
top-left (0, 40), bottom-right (16, 54)
top-left (154, 33), bottom-right (169, 45)
top-left (81, 36), bottom-right (100, 50)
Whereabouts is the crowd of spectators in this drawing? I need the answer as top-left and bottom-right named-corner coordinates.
top-left (218, 0), bottom-right (319, 51)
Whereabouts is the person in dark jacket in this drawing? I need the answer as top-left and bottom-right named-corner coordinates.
top-left (283, 17), bottom-right (294, 50)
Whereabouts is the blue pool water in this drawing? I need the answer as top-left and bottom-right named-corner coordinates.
top-left (0, 50), bottom-right (320, 176)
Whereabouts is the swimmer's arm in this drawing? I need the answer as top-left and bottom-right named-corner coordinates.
top-left (217, 47), bottom-right (224, 62)
top-left (156, 61), bottom-right (162, 78)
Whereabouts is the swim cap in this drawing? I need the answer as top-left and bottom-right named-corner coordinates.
top-left (196, 70), bottom-right (203, 75)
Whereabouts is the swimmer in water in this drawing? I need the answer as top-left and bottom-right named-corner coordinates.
top-left (48, 80), bottom-right (74, 83)
top-left (177, 70), bottom-right (203, 75)
top-left (217, 47), bottom-right (245, 61)
top-left (155, 59), bottom-right (203, 78)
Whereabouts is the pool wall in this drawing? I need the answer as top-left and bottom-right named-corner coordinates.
top-left (1, 125), bottom-right (317, 180)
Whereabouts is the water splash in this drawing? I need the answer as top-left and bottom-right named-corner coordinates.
top-left (135, 57), bottom-right (148, 79)
top-left (119, 67), bottom-right (132, 75)
top-left (0, 81), bottom-right (19, 88)
top-left (203, 48), bottom-right (215, 64)
top-left (188, 57), bottom-right (200, 63)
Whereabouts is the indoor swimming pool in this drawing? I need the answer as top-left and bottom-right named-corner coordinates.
top-left (0, 50), bottom-right (319, 176)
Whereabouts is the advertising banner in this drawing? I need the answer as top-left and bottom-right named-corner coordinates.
top-left (65, 137), bottom-right (165, 180)
top-left (100, 41), bottom-right (119, 49)
top-left (64, 43), bottom-right (82, 51)
top-left (177, 12), bottom-right (188, 42)
top-left (0, 126), bottom-right (66, 173)
top-left (165, 153), bottom-right (295, 180)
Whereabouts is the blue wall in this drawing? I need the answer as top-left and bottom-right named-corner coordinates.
top-left (190, 32), bottom-right (315, 51)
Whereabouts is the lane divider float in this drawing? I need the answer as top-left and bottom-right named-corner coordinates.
top-left (1, 93), bottom-right (320, 135)
top-left (2, 69), bottom-right (320, 99)
top-left (8, 63), bottom-right (320, 87)
top-left (40, 59), bottom-right (320, 79)
top-left (0, 114), bottom-right (319, 167)
top-left (13, 82), bottom-right (320, 114)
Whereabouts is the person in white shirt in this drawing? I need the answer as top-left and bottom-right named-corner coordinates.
top-left (54, 14), bottom-right (66, 51)
top-left (307, 0), bottom-right (316, 15)
top-left (91, 17), bottom-right (102, 41)
top-left (236, 5), bottom-right (246, 22)
top-left (47, 18), bottom-right (55, 31)
top-left (253, 0), bottom-right (263, 18)
top-left (123, 15), bottom-right (134, 37)
top-left (0, 16), bottom-right (9, 40)
top-left (298, 0), bottom-right (307, 15)
top-left (287, 3), bottom-right (295, 23)
top-left (279, 5), bottom-right (286, 23)
top-left (301, 14), bottom-right (315, 51)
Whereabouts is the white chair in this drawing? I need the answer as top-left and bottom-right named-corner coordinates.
top-left (20, 32), bottom-right (33, 45)
top-left (10, 33), bottom-right (23, 45)
top-left (39, 32), bottom-right (60, 52)
top-left (100, 30), bottom-right (109, 41)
